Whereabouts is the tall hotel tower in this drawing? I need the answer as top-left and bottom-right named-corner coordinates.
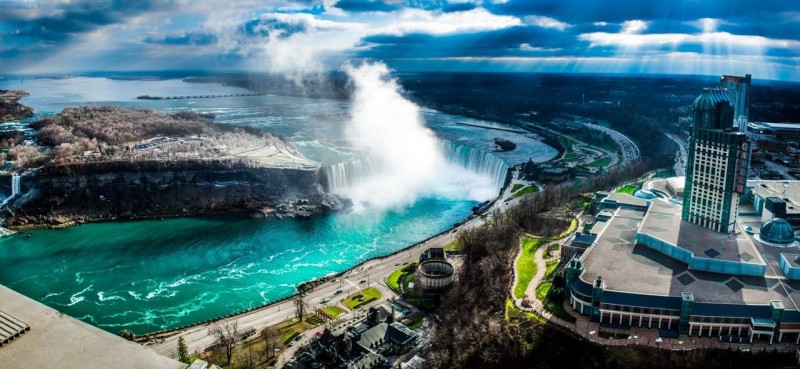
top-left (682, 88), bottom-right (750, 233)
top-left (720, 74), bottom-right (751, 132)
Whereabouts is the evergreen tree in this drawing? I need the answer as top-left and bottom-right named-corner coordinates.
top-left (177, 336), bottom-right (189, 364)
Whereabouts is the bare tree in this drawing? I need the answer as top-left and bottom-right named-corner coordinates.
top-left (209, 320), bottom-right (239, 365)
top-left (235, 346), bottom-right (260, 369)
top-left (261, 325), bottom-right (280, 359)
top-left (294, 296), bottom-right (304, 321)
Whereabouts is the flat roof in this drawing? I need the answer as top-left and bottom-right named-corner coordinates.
top-left (753, 122), bottom-right (800, 130)
top-left (640, 202), bottom-right (762, 264)
top-left (602, 193), bottom-right (649, 208)
top-left (0, 284), bottom-right (184, 369)
top-left (750, 180), bottom-right (800, 216)
top-left (579, 201), bottom-right (795, 308)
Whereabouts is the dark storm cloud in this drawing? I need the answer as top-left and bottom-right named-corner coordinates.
top-left (144, 31), bottom-right (218, 46)
top-left (0, 0), bottom-right (170, 42)
top-left (441, 2), bottom-right (477, 13)
top-left (240, 16), bottom-right (311, 38)
top-left (360, 25), bottom-right (576, 59)
top-left (334, 0), bottom-right (401, 13)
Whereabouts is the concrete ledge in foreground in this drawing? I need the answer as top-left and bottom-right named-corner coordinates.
top-left (0, 284), bottom-right (184, 369)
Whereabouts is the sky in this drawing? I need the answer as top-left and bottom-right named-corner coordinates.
top-left (1, 0), bottom-right (799, 81)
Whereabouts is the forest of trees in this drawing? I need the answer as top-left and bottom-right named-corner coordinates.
top-left (10, 106), bottom-right (280, 168)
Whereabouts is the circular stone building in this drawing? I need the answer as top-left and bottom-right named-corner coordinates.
top-left (415, 260), bottom-right (454, 291)
top-left (759, 218), bottom-right (796, 246)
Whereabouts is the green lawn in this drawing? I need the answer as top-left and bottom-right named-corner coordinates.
top-left (586, 157), bottom-right (612, 168)
top-left (573, 166), bottom-right (591, 174)
top-left (511, 183), bottom-right (525, 192)
top-left (505, 298), bottom-right (544, 323)
top-left (513, 238), bottom-right (541, 299)
top-left (275, 318), bottom-right (317, 344)
top-left (322, 306), bottom-right (345, 319)
top-left (615, 185), bottom-right (638, 195)
top-left (387, 263), bottom-right (416, 292)
top-left (561, 153), bottom-right (579, 163)
top-left (343, 287), bottom-right (382, 309)
top-left (444, 243), bottom-right (461, 252)
top-left (542, 295), bottom-right (577, 323)
top-left (509, 185), bottom-right (540, 200)
top-left (535, 281), bottom-right (551, 301)
top-left (407, 314), bottom-right (424, 330)
top-left (544, 260), bottom-right (559, 279)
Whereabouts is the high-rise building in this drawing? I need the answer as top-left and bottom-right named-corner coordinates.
top-left (682, 88), bottom-right (750, 233)
top-left (720, 74), bottom-right (751, 132)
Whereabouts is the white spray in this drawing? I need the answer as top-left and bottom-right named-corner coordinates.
top-left (338, 62), bottom-right (498, 210)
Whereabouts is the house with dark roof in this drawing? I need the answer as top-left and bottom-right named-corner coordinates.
top-left (305, 307), bottom-right (418, 369)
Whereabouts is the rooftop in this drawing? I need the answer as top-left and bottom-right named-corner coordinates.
top-left (750, 180), bottom-right (800, 216)
top-left (640, 201), bottom-right (762, 264)
top-left (0, 284), bottom-right (184, 369)
top-left (579, 199), bottom-right (796, 308)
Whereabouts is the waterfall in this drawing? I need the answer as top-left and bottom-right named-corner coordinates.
top-left (325, 158), bottom-right (376, 193)
top-left (11, 174), bottom-right (20, 198)
top-left (324, 142), bottom-right (509, 194)
top-left (440, 142), bottom-right (509, 189)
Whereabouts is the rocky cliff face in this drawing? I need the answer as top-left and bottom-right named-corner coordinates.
top-left (0, 90), bottom-right (34, 122)
top-left (6, 159), bottom-right (348, 230)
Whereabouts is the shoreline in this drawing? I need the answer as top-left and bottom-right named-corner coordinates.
top-left (139, 211), bottom-right (487, 359)
top-left (136, 193), bottom-right (489, 340)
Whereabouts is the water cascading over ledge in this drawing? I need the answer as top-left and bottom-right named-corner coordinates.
top-left (323, 141), bottom-right (509, 194)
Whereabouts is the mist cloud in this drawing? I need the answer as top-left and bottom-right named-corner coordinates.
top-left (337, 62), bottom-right (497, 210)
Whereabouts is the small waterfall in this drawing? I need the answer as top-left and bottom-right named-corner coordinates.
top-left (441, 142), bottom-right (509, 189)
top-left (11, 174), bottom-right (20, 198)
top-left (325, 158), bottom-right (376, 193)
top-left (0, 174), bottom-right (21, 237)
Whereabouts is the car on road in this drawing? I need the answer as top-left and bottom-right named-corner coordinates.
top-left (321, 297), bottom-right (331, 303)
top-left (359, 279), bottom-right (366, 284)
top-left (333, 290), bottom-right (343, 295)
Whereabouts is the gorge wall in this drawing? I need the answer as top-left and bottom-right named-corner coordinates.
top-left (5, 160), bottom-right (344, 230)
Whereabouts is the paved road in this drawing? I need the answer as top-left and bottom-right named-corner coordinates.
top-left (529, 124), bottom-right (620, 170)
top-left (584, 123), bottom-right (640, 167)
top-left (664, 133), bottom-right (687, 176)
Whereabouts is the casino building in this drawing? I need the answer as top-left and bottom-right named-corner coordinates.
top-left (564, 87), bottom-right (800, 344)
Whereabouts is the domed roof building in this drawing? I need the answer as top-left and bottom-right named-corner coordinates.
top-left (760, 218), bottom-right (796, 245)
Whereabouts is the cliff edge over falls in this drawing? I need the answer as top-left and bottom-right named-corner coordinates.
top-left (4, 106), bottom-right (346, 230)
top-left (0, 90), bottom-right (34, 122)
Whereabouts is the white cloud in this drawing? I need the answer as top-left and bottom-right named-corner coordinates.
top-left (519, 43), bottom-right (561, 52)
top-left (376, 8), bottom-right (521, 36)
top-left (204, 12), bottom-right (366, 74)
top-left (523, 15), bottom-right (571, 31)
top-left (686, 18), bottom-right (731, 33)
top-left (620, 20), bottom-right (649, 34)
top-left (580, 30), bottom-right (800, 51)
top-left (593, 21), bottom-right (609, 27)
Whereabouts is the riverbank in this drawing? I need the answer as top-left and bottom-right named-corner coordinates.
top-left (0, 90), bottom-right (34, 122)
top-left (143, 210), bottom-right (485, 359)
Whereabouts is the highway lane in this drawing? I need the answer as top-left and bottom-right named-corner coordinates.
top-left (664, 133), bottom-right (687, 176)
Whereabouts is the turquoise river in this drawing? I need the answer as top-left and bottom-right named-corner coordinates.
top-left (0, 76), bottom-right (557, 334)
